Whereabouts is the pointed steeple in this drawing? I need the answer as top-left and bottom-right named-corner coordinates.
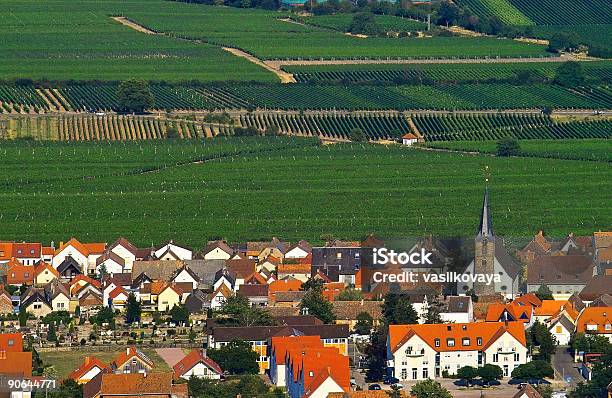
top-left (476, 188), bottom-right (494, 241)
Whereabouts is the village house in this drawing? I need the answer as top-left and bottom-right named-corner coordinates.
top-left (284, 240), bottom-right (312, 259)
top-left (95, 252), bottom-right (126, 276)
top-left (172, 349), bottom-right (223, 380)
top-left (527, 255), bottom-right (594, 300)
top-left (237, 283), bottom-right (269, 307)
top-left (210, 283), bottom-right (233, 309)
top-left (485, 302), bottom-right (533, 326)
top-left (332, 300), bottom-right (382, 331)
top-left (6, 259), bottom-right (35, 286)
top-left (44, 279), bottom-right (71, 312)
top-left (0, 333), bottom-right (32, 377)
top-left (277, 262), bottom-right (312, 283)
top-left (0, 290), bottom-right (14, 314)
top-left (269, 335), bottom-right (323, 387)
top-left (311, 244), bottom-right (363, 284)
top-left (69, 356), bottom-right (109, 384)
top-left (57, 256), bottom-right (84, 281)
top-left (576, 307), bottom-right (612, 342)
top-left (20, 287), bottom-right (52, 318)
top-left (440, 296), bottom-right (473, 323)
top-left (110, 346), bottom-right (155, 374)
top-left (579, 274), bottom-right (612, 304)
top-left (285, 346), bottom-right (350, 398)
top-left (11, 242), bottom-right (43, 266)
top-left (201, 240), bottom-right (234, 260)
top-left (34, 261), bottom-right (59, 285)
top-left (171, 265), bottom-right (200, 290)
top-left (52, 238), bottom-right (106, 275)
top-left (388, 321), bottom-right (529, 380)
top-left (401, 133), bottom-right (418, 146)
top-left (157, 283), bottom-right (184, 312)
top-left (83, 371), bottom-right (188, 398)
top-left (246, 237), bottom-right (289, 262)
top-left (207, 319), bottom-right (350, 373)
top-left (153, 240), bottom-right (193, 261)
top-left (533, 300), bottom-right (568, 323)
top-left (106, 237), bottom-right (150, 271)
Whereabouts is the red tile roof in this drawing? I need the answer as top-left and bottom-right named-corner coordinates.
top-left (98, 372), bottom-right (173, 396)
top-left (486, 303), bottom-right (532, 323)
top-left (111, 346), bottom-right (154, 370)
top-left (0, 333), bottom-right (24, 352)
top-left (12, 243), bottom-right (42, 259)
top-left (7, 262), bottom-right (35, 285)
top-left (270, 335), bottom-right (323, 365)
top-left (0, 351), bottom-right (32, 377)
top-left (172, 350), bottom-right (222, 377)
top-left (34, 261), bottom-right (59, 278)
top-left (389, 321), bottom-right (527, 354)
top-left (576, 307), bottom-right (612, 334)
top-left (68, 356), bottom-right (109, 381)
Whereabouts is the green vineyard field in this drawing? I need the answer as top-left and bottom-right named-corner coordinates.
top-left (510, 0), bottom-right (612, 25)
top-left (285, 61), bottom-right (612, 84)
top-left (0, 137), bottom-right (609, 245)
top-left (457, 0), bottom-right (533, 25)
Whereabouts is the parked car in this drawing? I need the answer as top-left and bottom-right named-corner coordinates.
top-left (369, 384), bottom-right (382, 390)
top-left (383, 376), bottom-right (400, 385)
top-left (391, 383), bottom-right (404, 389)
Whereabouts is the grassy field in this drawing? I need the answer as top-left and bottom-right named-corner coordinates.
top-left (39, 348), bottom-right (170, 379)
top-left (0, 0), bottom-right (277, 82)
top-left (426, 139), bottom-right (612, 162)
top-left (0, 137), bottom-right (609, 246)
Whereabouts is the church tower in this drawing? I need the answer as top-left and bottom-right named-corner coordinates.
top-left (474, 188), bottom-right (496, 295)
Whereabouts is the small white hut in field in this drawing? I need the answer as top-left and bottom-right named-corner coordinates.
top-left (402, 133), bottom-right (418, 146)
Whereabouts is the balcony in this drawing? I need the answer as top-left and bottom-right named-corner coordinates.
top-left (405, 349), bottom-right (425, 357)
top-left (497, 347), bottom-right (516, 354)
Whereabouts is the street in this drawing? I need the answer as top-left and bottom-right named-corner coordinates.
top-left (552, 346), bottom-right (584, 389)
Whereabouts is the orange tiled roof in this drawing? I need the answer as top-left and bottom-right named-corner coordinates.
top-left (109, 286), bottom-right (128, 300)
top-left (270, 335), bottom-right (322, 365)
top-left (68, 356), bottom-right (108, 381)
top-left (34, 261), bottom-right (59, 278)
top-left (277, 263), bottom-right (311, 274)
top-left (7, 262), bottom-right (35, 285)
top-left (486, 303), bottom-right (532, 323)
top-left (287, 346), bottom-right (350, 395)
top-left (111, 346), bottom-right (154, 370)
top-left (70, 274), bottom-right (101, 289)
top-left (576, 307), bottom-right (612, 334)
top-left (42, 247), bottom-right (55, 256)
top-left (172, 350), bottom-right (222, 377)
top-left (244, 271), bottom-right (267, 285)
top-left (212, 283), bottom-right (233, 299)
top-left (513, 293), bottom-right (542, 308)
top-left (389, 321), bottom-right (526, 354)
top-left (269, 278), bottom-right (303, 294)
top-left (0, 333), bottom-right (24, 352)
top-left (83, 242), bottom-right (106, 254)
top-left (402, 133), bottom-right (418, 140)
top-left (0, 351), bottom-right (32, 377)
top-left (12, 243), bottom-right (42, 259)
top-left (534, 300), bottom-right (567, 317)
top-left (0, 242), bottom-right (14, 261)
top-left (98, 372), bottom-right (171, 395)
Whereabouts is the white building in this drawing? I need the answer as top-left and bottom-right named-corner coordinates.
top-left (388, 321), bottom-right (529, 381)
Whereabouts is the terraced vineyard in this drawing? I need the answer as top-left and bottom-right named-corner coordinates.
top-left (286, 61), bottom-right (612, 84)
top-left (457, 0), bottom-right (533, 25)
top-left (2, 115), bottom-right (234, 141)
top-left (239, 113), bottom-right (412, 140)
top-left (510, 0), bottom-right (612, 25)
top-left (412, 114), bottom-right (612, 141)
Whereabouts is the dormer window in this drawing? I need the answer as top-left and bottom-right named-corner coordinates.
top-left (447, 338), bottom-right (455, 347)
top-left (336, 253), bottom-right (342, 259)
top-left (434, 339), bottom-right (440, 347)
top-left (477, 337), bottom-right (482, 346)
top-left (309, 371), bottom-right (314, 377)
top-left (462, 338), bottom-right (470, 346)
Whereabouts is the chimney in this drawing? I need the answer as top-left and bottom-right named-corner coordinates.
top-left (85, 356), bottom-right (90, 365)
top-left (126, 347), bottom-right (130, 355)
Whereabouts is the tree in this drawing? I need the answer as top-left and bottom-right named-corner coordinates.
top-left (437, 1), bottom-right (459, 26)
top-left (572, 333), bottom-right (609, 354)
top-left (46, 323), bottom-right (57, 342)
top-left (457, 366), bottom-right (479, 386)
top-left (264, 125), bottom-right (280, 136)
top-left (365, 324), bottom-right (388, 382)
top-left (97, 263), bottom-right (108, 280)
top-left (423, 296), bottom-right (444, 324)
top-left (478, 364), bottom-right (503, 386)
top-left (207, 340), bottom-right (258, 375)
top-left (19, 309), bottom-right (28, 327)
top-left (535, 284), bottom-right (554, 300)
top-left (547, 32), bottom-right (579, 53)
top-left (117, 79), bottom-right (154, 113)
top-left (554, 61), bottom-right (586, 88)
top-left (528, 320), bottom-right (557, 362)
top-left (217, 295), bottom-right (273, 327)
top-left (354, 311), bottom-right (373, 335)
top-left (348, 13), bottom-right (381, 35)
top-left (382, 293), bottom-right (419, 325)
top-left (348, 127), bottom-right (367, 142)
top-left (125, 293), bottom-right (141, 324)
top-left (188, 328), bottom-right (197, 343)
top-left (300, 285), bottom-right (335, 324)
top-left (170, 304), bottom-right (189, 325)
top-left (301, 277), bottom-right (324, 292)
top-left (496, 136), bottom-right (520, 157)
top-left (90, 306), bottom-right (115, 327)
top-left (234, 126), bottom-right (259, 136)
top-left (411, 379), bottom-right (452, 398)
top-left (166, 126), bottom-right (179, 139)
top-left (337, 288), bottom-right (363, 301)
top-left (511, 360), bottom-right (554, 380)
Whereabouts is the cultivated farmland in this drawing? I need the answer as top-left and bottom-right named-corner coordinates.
top-left (0, 137), bottom-right (609, 245)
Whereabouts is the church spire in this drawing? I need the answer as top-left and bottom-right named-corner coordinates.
top-left (476, 187), bottom-right (494, 241)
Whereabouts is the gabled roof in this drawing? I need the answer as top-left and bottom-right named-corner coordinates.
top-left (11, 243), bottom-right (42, 259)
top-left (44, 279), bottom-right (70, 301)
top-left (332, 300), bottom-right (382, 321)
top-left (237, 284), bottom-right (269, 298)
top-left (268, 278), bottom-right (303, 294)
top-left (304, 366), bottom-right (349, 398)
top-left (402, 133), bottom-right (418, 140)
top-left (243, 271), bottom-right (267, 285)
top-left (579, 275), bottom-right (612, 301)
top-left (131, 260), bottom-right (184, 282)
top-left (286, 240), bottom-right (312, 255)
top-left (212, 283), bottom-right (233, 300)
top-left (96, 251), bottom-right (126, 267)
top-left (108, 237), bottom-right (140, 256)
top-left (528, 255), bottom-right (594, 285)
top-left (0, 351), bottom-right (32, 377)
top-left (20, 288), bottom-right (50, 309)
top-left (534, 300), bottom-right (567, 317)
top-left (486, 303), bottom-right (532, 323)
top-left (0, 333), bottom-right (23, 352)
top-left (94, 372), bottom-right (172, 396)
top-left (446, 296), bottom-right (472, 313)
top-left (576, 307), bottom-right (612, 334)
top-left (70, 274), bottom-right (101, 290)
top-left (389, 321), bottom-right (526, 354)
top-left (270, 335), bottom-right (322, 365)
top-left (7, 262), bottom-right (35, 285)
top-left (172, 265), bottom-right (200, 283)
top-left (34, 261), bottom-right (59, 278)
top-left (172, 350), bottom-right (222, 377)
top-left (56, 256), bottom-right (82, 274)
top-left (110, 346), bottom-right (154, 370)
top-left (225, 259), bottom-right (256, 279)
top-left (68, 356), bottom-right (109, 381)
top-left (549, 313), bottom-right (575, 334)
top-left (513, 383), bottom-right (543, 398)
top-left (55, 238), bottom-right (102, 257)
top-left (109, 286), bottom-right (128, 300)
top-left (591, 294), bottom-right (612, 307)
top-left (202, 240), bottom-right (233, 256)
top-left (513, 293), bottom-right (542, 308)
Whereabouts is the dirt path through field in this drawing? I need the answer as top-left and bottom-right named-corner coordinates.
top-left (222, 47), bottom-right (296, 83)
top-left (112, 16), bottom-right (156, 34)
